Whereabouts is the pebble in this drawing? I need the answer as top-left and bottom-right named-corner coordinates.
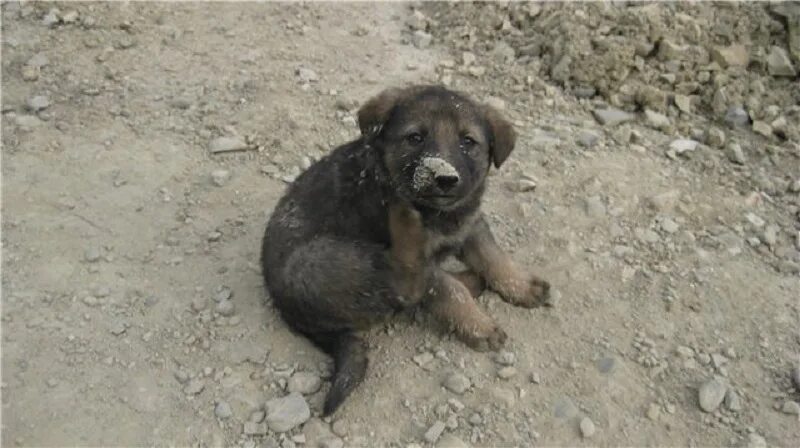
top-left (413, 352), bottom-right (435, 368)
top-left (530, 372), bottom-right (541, 384)
top-left (211, 169), bottom-right (230, 187)
top-left (592, 107), bottom-right (634, 126)
top-left (644, 109), bottom-right (670, 129)
top-left (781, 400), bottom-right (800, 415)
top-left (791, 366), bottom-right (800, 389)
top-left (215, 300), bottom-right (235, 317)
top-left (745, 213), bottom-right (766, 228)
top-left (331, 420), bottom-right (348, 437)
top-left (724, 106), bottom-right (750, 128)
top-left (577, 130), bottom-right (600, 148)
top-left (595, 356), bottom-right (616, 374)
top-left (215, 401), bottom-right (233, 419)
top-left (184, 379), bottom-right (205, 395)
top-left (767, 46), bottom-right (797, 77)
top-left (699, 378), bottom-right (728, 412)
top-left (584, 195), bottom-right (606, 218)
top-left (287, 372), bottom-right (322, 395)
top-left (725, 389), bottom-right (742, 412)
top-left (84, 247), bottom-right (102, 263)
top-left (174, 370), bottom-right (190, 384)
top-left (726, 143), bottom-right (746, 164)
top-left (494, 351), bottom-right (516, 366)
top-left (660, 218), bottom-right (679, 234)
top-left (646, 190), bottom-right (680, 212)
top-left (485, 96), bottom-right (506, 110)
top-left (579, 417), bottom-right (596, 438)
top-left (209, 136), bottom-right (248, 153)
top-left (669, 139), bottom-right (699, 154)
top-left (706, 128), bottom-right (726, 147)
top-left (674, 94), bottom-right (692, 113)
top-left (26, 95), bottom-right (50, 112)
top-left (496, 367), bottom-right (517, 380)
top-left (711, 44), bottom-right (749, 68)
top-left (752, 121), bottom-right (772, 138)
top-left (191, 297), bottom-right (207, 312)
top-left (110, 321), bottom-right (126, 336)
top-left (296, 67), bottom-right (319, 83)
top-left (436, 433), bottom-right (468, 448)
top-left (243, 422), bottom-right (268, 436)
top-left (412, 30), bottom-right (433, 49)
top-left (424, 421), bottom-right (446, 443)
top-left (761, 225), bottom-right (779, 247)
top-left (745, 433), bottom-right (767, 448)
top-left (265, 392), bottom-right (311, 432)
top-left (442, 372), bottom-right (470, 394)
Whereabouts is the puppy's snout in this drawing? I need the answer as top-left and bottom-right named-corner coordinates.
top-left (413, 157), bottom-right (460, 192)
top-left (434, 174), bottom-right (460, 191)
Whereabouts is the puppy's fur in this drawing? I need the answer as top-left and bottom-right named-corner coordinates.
top-left (261, 85), bottom-right (551, 415)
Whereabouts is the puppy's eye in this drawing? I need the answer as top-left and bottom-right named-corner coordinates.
top-left (461, 136), bottom-right (477, 148)
top-left (407, 133), bottom-right (424, 145)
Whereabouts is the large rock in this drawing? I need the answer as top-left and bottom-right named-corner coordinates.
top-left (698, 378), bottom-right (728, 412)
top-left (265, 392), bottom-right (311, 433)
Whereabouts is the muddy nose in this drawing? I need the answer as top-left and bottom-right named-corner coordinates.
top-left (435, 174), bottom-right (460, 191)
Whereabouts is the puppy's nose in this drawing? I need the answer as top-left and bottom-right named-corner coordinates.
top-left (435, 174), bottom-right (460, 191)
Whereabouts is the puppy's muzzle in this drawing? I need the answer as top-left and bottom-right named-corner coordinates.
top-left (413, 157), bottom-right (460, 193)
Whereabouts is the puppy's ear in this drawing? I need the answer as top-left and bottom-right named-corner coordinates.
top-left (357, 88), bottom-right (404, 138)
top-left (484, 106), bottom-right (516, 168)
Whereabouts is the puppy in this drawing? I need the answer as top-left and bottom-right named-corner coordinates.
top-left (261, 85), bottom-right (551, 415)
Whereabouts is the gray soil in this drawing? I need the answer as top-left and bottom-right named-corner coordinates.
top-left (2, 2), bottom-right (799, 447)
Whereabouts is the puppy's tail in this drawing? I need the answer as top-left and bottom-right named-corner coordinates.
top-left (307, 331), bottom-right (368, 416)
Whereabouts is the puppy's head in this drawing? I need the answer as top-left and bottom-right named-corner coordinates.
top-left (358, 85), bottom-right (516, 210)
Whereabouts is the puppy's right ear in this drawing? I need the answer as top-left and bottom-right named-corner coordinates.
top-left (357, 88), bottom-right (404, 139)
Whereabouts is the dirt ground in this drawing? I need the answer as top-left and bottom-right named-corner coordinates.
top-left (2, 2), bottom-right (799, 447)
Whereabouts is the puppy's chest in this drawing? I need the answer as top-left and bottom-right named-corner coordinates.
top-left (423, 213), bottom-right (479, 258)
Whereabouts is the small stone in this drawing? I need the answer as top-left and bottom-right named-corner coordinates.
top-left (296, 67), bottom-right (319, 83)
top-left (676, 346), bottom-right (694, 358)
top-left (530, 372), bottom-right (541, 384)
top-left (424, 421), bottom-right (446, 443)
top-left (724, 106), bottom-right (750, 128)
top-left (174, 370), bottom-right (190, 384)
top-left (211, 169), bottom-right (230, 187)
top-left (579, 417), bottom-right (596, 438)
top-left (675, 95), bottom-right (693, 114)
top-left (215, 300), bottom-right (235, 317)
top-left (761, 225), bottom-right (779, 247)
top-left (644, 109), bottom-right (671, 129)
top-left (661, 218), bottom-right (679, 234)
top-left (42, 9), bottom-right (60, 27)
top-left (413, 352), bottom-right (434, 368)
top-left (752, 120), bottom-right (773, 139)
top-left (209, 136), bottom-right (248, 153)
top-left (646, 190), bottom-right (680, 212)
top-left (331, 420), bottom-right (348, 437)
top-left (442, 372), bottom-right (470, 394)
top-left (265, 392), bottom-right (311, 433)
top-left (215, 401), bottom-right (233, 419)
top-left (577, 130), bottom-right (600, 148)
top-left (21, 66), bottom-right (39, 81)
top-left (412, 30), bottom-right (433, 49)
top-left (699, 378), bottom-right (728, 412)
top-left (583, 195), bottom-right (606, 218)
top-left (26, 95), bottom-right (50, 112)
top-left (436, 434), bottom-right (468, 448)
top-left (781, 400), bottom-right (800, 415)
top-left (706, 128), bottom-right (726, 147)
top-left (110, 321), bottom-right (126, 336)
top-left (496, 367), bottom-right (517, 380)
top-left (711, 44), bottom-right (749, 68)
top-left (697, 353), bottom-right (711, 365)
top-left (320, 439), bottom-right (343, 448)
top-left (767, 46), bottom-right (797, 77)
top-left (592, 107), bottom-right (634, 126)
top-left (646, 403), bottom-right (661, 420)
top-left (184, 379), bottom-right (205, 395)
top-left (669, 139), bottom-right (699, 154)
top-left (287, 372), bottom-right (321, 395)
top-left (726, 143), bottom-right (746, 164)
top-left (84, 247), bottom-right (102, 263)
top-left (725, 389), bottom-right (742, 411)
top-left (215, 287), bottom-right (232, 302)
top-left (745, 433), bottom-right (767, 448)
top-left (494, 351), bottom-right (516, 366)
top-left (61, 10), bottom-right (79, 23)
top-left (746, 213), bottom-right (766, 228)
top-left (243, 422), bottom-right (268, 436)
top-left (596, 356), bottom-right (616, 374)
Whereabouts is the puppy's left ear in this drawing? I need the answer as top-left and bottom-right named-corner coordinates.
top-left (484, 106), bottom-right (516, 168)
top-left (357, 88), bottom-right (404, 139)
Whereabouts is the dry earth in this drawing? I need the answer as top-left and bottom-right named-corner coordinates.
top-left (2, 2), bottom-right (799, 447)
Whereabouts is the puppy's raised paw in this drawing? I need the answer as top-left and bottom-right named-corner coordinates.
top-left (502, 275), bottom-right (553, 309)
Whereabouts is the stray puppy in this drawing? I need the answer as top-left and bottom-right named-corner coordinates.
top-left (261, 85), bottom-right (551, 415)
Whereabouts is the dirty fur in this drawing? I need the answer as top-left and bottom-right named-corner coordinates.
top-left (261, 85), bottom-right (552, 416)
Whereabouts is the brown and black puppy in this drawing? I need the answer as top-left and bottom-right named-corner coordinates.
top-left (261, 85), bottom-right (551, 416)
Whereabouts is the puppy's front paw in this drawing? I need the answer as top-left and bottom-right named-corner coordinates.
top-left (501, 275), bottom-right (553, 308)
top-left (461, 325), bottom-right (507, 352)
